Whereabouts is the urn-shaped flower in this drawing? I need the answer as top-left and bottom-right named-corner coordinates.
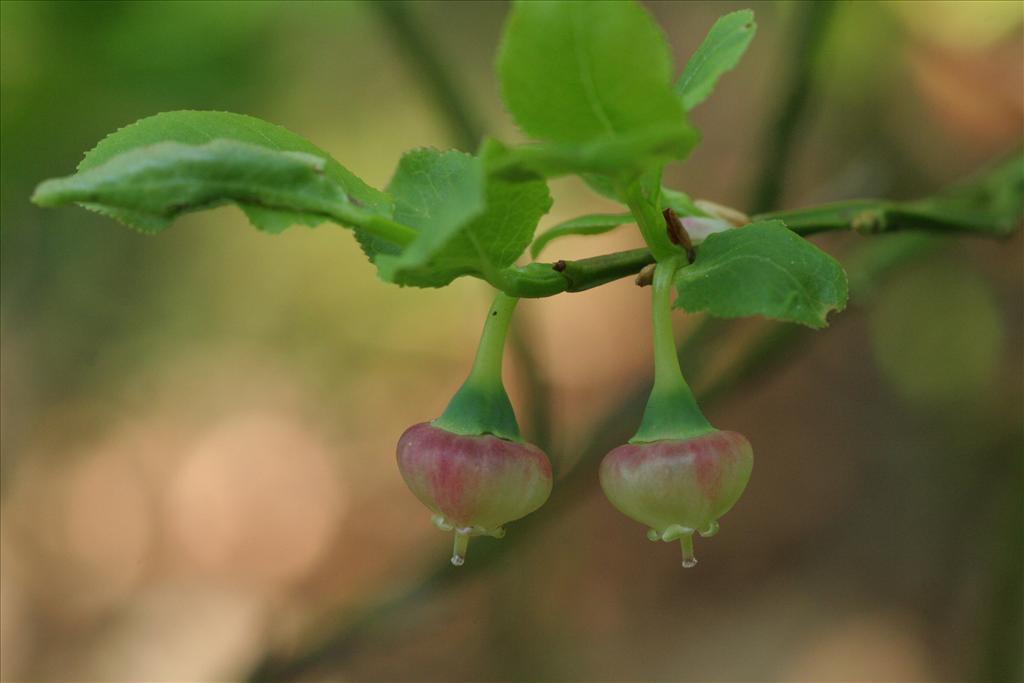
top-left (397, 423), bottom-right (552, 565)
top-left (600, 430), bottom-right (752, 565)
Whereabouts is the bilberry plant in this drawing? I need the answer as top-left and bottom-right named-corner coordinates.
top-left (32, 2), bottom-right (1021, 567)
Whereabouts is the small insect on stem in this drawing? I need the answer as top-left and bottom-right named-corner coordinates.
top-left (663, 208), bottom-right (696, 263)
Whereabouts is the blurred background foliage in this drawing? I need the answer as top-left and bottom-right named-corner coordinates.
top-left (1, 1), bottom-right (1021, 681)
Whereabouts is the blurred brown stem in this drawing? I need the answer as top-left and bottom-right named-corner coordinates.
top-left (371, 1), bottom-right (482, 152)
top-left (507, 306), bottom-right (553, 452)
top-left (748, 0), bottom-right (836, 213)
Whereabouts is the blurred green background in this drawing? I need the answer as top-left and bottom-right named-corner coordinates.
top-left (1, 1), bottom-right (1021, 681)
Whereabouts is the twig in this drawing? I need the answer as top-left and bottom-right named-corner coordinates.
top-left (510, 159), bottom-right (1023, 298)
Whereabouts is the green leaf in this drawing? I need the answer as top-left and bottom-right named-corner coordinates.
top-left (497, 0), bottom-right (697, 175)
top-left (580, 173), bottom-right (710, 217)
top-left (580, 173), bottom-right (622, 203)
top-left (370, 149), bottom-right (552, 288)
top-left (674, 221), bottom-right (848, 328)
top-left (69, 110), bottom-right (392, 232)
top-left (675, 10), bottom-right (757, 111)
top-left (530, 213), bottom-right (632, 258)
top-left (237, 205), bottom-right (324, 234)
top-left (481, 127), bottom-right (695, 182)
top-left (661, 187), bottom-right (708, 218)
top-left (32, 140), bottom-right (416, 244)
top-left (376, 149), bottom-right (486, 274)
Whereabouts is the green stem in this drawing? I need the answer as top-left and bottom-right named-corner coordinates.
top-left (622, 179), bottom-right (679, 262)
top-left (755, 176), bottom-right (1022, 237)
top-left (630, 258), bottom-right (713, 443)
top-left (467, 293), bottom-right (515, 386)
top-left (501, 248), bottom-right (655, 298)
top-left (650, 260), bottom-right (688, 392)
top-left (432, 291), bottom-right (522, 441)
top-left (499, 150), bottom-right (1021, 299)
top-left (354, 213), bottom-right (419, 246)
top-left (360, 147), bottom-right (1022, 278)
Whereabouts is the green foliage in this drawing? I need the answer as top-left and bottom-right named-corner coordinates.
top-left (372, 149), bottom-right (486, 283)
top-left (525, 182), bottom-right (709, 263)
top-left (70, 110), bottom-right (392, 230)
top-left (32, 139), bottom-right (392, 236)
top-left (661, 187), bottom-right (709, 218)
top-left (675, 221), bottom-right (848, 328)
top-left (30, 0), bottom-right (1015, 326)
top-left (369, 149), bottom-right (552, 288)
top-left (578, 176), bottom-right (707, 218)
top-left (482, 129), bottom-right (694, 181)
top-left (497, 0), bottom-right (697, 179)
top-left (530, 213), bottom-right (632, 258)
top-left (675, 10), bottom-right (757, 111)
